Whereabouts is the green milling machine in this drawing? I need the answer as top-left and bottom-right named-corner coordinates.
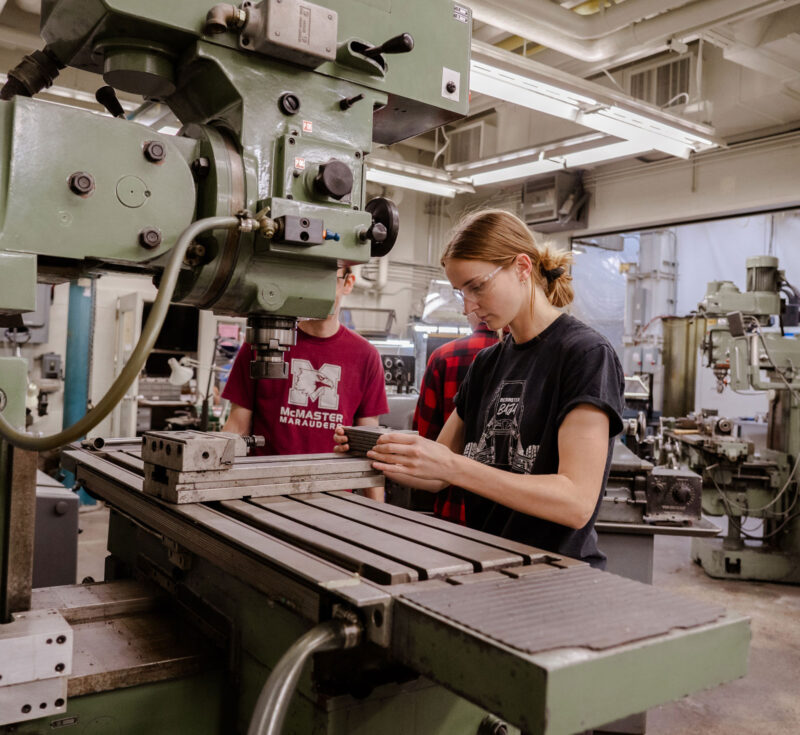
top-left (659, 255), bottom-right (800, 584)
top-left (0, 2), bottom-right (750, 733)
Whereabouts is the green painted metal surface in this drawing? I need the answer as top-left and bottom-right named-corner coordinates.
top-left (5, 670), bottom-right (225, 734)
top-left (393, 596), bottom-right (750, 735)
top-left (40, 0), bottom-right (470, 133)
top-left (0, 252), bottom-right (36, 313)
top-left (0, 98), bottom-right (197, 264)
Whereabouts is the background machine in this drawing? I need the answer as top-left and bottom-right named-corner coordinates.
top-left (0, 2), bottom-right (749, 733)
top-left (658, 256), bottom-right (800, 583)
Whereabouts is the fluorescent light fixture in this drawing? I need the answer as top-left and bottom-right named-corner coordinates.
top-left (369, 339), bottom-right (414, 347)
top-left (366, 158), bottom-right (474, 199)
top-left (438, 327), bottom-right (459, 334)
top-left (413, 325), bottom-right (439, 333)
top-left (469, 41), bottom-right (720, 161)
top-left (458, 140), bottom-right (651, 186)
top-left (366, 168), bottom-right (460, 198)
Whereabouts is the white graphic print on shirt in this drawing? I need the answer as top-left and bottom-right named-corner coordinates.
top-left (464, 380), bottom-right (538, 472)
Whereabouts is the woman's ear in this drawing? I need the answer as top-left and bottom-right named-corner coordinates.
top-left (342, 273), bottom-right (356, 294)
top-left (515, 253), bottom-right (533, 282)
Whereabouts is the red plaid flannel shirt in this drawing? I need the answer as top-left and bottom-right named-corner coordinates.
top-left (412, 324), bottom-right (499, 524)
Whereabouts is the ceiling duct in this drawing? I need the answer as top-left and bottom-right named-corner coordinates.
top-left (469, 0), bottom-right (800, 64)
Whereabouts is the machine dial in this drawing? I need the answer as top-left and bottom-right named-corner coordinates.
top-left (365, 197), bottom-right (399, 257)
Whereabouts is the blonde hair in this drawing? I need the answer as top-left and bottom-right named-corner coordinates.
top-left (440, 209), bottom-right (574, 308)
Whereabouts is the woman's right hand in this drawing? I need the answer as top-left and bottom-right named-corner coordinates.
top-left (333, 425), bottom-right (350, 453)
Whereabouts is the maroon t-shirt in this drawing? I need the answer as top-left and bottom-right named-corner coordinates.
top-left (222, 325), bottom-right (389, 456)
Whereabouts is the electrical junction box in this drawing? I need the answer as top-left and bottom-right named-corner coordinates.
top-left (522, 171), bottom-right (588, 232)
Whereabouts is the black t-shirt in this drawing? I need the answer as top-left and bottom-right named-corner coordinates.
top-left (453, 313), bottom-right (624, 568)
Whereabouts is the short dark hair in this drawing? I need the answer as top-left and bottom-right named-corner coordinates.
top-left (339, 265), bottom-right (352, 277)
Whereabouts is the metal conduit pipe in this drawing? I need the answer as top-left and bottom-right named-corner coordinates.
top-left (247, 619), bottom-right (363, 735)
top-left (470, 0), bottom-right (800, 63)
top-left (0, 215), bottom-right (240, 451)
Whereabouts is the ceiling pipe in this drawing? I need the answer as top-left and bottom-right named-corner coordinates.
top-left (469, 0), bottom-right (800, 63)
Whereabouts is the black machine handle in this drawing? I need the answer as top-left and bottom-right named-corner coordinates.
top-left (362, 33), bottom-right (414, 60)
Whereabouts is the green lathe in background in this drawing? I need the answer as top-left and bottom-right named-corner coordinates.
top-left (0, 2), bottom-right (749, 734)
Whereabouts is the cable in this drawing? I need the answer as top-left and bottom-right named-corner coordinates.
top-left (0, 215), bottom-right (240, 451)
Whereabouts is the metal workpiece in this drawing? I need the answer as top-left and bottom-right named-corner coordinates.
top-left (144, 452), bottom-right (383, 503)
top-left (0, 608), bottom-right (72, 726)
top-left (343, 425), bottom-right (417, 456)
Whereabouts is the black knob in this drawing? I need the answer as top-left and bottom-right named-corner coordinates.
top-left (68, 171), bottom-right (95, 196)
top-left (362, 33), bottom-right (414, 59)
top-left (314, 160), bottom-right (353, 200)
top-left (365, 197), bottom-right (399, 257)
top-left (278, 92), bottom-right (301, 116)
top-left (672, 484), bottom-right (692, 504)
top-left (95, 85), bottom-right (125, 118)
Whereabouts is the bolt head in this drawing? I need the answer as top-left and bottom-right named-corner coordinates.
top-left (139, 227), bottom-right (162, 249)
top-left (68, 171), bottom-right (95, 196)
top-left (143, 140), bottom-right (166, 163)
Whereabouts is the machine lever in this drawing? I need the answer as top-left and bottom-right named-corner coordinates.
top-left (95, 86), bottom-right (126, 118)
top-left (362, 33), bottom-right (414, 60)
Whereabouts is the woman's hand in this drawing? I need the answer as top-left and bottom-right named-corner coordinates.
top-left (367, 432), bottom-right (458, 485)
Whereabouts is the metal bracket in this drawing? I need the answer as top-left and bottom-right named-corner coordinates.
top-left (0, 609), bottom-right (73, 726)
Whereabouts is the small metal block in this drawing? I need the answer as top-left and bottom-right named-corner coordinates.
top-left (143, 140), bottom-right (166, 163)
top-left (343, 426), bottom-right (416, 456)
top-left (0, 609), bottom-right (73, 687)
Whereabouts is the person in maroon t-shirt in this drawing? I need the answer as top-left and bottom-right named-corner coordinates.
top-left (413, 313), bottom-right (498, 522)
top-left (222, 265), bottom-right (389, 500)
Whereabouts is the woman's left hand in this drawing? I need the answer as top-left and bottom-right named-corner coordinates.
top-left (367, 433), bottom-right (457, 484)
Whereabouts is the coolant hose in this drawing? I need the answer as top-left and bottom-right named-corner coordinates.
top-left (0, 215), bottom-right (239, 451)
top-left (247, 619), bottom-right (362, 735)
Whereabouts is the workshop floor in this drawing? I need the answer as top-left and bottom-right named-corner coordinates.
top-left (75, 508), bottom-right (800, 735)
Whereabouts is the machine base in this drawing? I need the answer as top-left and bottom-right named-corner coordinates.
top-left (691, 537), bottom-right (800, 584)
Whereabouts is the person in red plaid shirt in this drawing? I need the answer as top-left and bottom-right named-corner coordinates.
top-left (412, 313), bottom-right (498, 523)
